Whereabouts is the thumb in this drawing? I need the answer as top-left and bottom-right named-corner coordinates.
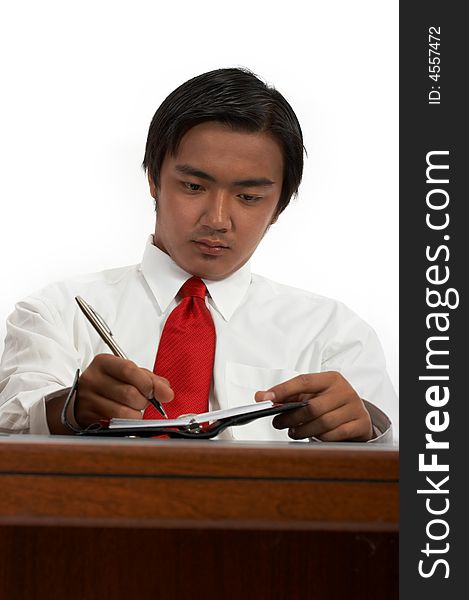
top-left (254, 390), bottom-right (276, 403)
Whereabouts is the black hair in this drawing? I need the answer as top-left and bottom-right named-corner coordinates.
top-left (142, 67), bottom-right (305, 216)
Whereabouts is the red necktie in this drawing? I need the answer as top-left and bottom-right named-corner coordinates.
top-left (144, 277), bottom-right (216, 420)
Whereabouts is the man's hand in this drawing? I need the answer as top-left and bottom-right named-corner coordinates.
top-left (255, 371), bottom-right (373, 442)
top-left (75, 354), bottom-right (174, 427)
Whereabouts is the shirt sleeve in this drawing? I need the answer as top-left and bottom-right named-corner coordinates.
top-left (0, 296), bottom-right (80, 434)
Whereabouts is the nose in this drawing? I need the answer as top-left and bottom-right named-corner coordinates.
top-left (199, 190), bottom-right (232, 232)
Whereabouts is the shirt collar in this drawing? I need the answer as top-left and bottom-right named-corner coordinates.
top-left (139, 235), bottom-right (252, 321)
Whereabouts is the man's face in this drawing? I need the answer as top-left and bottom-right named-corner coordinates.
top-left (150, 121), bottom-right (284, 281)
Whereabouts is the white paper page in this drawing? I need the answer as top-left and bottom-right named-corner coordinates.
top-left (108, 401), bottom-right (274, 429)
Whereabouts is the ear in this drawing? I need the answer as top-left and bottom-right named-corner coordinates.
top-left (148, 173), bottom-right (158, 199)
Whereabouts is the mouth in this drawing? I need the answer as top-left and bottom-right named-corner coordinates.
top-left (192, 238), bottom-right (230, 255)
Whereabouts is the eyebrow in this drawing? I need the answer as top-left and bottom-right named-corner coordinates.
top-left (175, 164), bottom-right (275, 187)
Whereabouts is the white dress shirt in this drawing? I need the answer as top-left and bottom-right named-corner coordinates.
top-left (0, 236), bottom-right (397, 441)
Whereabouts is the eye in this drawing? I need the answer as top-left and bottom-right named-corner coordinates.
top-left (183, 182), bottom-right (203, 192)
top-left (239, 194), bottom-right (261, 203)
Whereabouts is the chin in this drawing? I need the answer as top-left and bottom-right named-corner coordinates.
top-left (187, 259), bottom-right (235, 281)
top-left (192, 267), bottom-right (232, 281)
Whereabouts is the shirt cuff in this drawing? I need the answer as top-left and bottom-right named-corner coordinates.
top-left (31, 387), bottom-right (72, 435)
top-left (363, 399), bottom-right (394, 443)
top-left (29, 395), bottom-right (51, 435)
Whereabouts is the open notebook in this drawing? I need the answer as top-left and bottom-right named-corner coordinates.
top-left (77, 399), bottom-right (308, 439)
top-left (108, 400), bottom-right (274, 429)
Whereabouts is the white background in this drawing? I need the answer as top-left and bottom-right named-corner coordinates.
top-left (0, 1), bottom-right (398, 401)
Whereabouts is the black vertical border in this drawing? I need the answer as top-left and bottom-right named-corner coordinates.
top-left (400, 3), bottom-right (466, 597)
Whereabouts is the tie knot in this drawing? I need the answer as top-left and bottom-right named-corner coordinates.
top-left (179, 277), bottom-right (207, 300)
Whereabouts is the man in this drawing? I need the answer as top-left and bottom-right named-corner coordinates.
top-left (0, 67), bottom-right (397, 441)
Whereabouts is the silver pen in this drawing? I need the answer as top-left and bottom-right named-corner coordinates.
top-left (75, 296), bottom-right (167, 418)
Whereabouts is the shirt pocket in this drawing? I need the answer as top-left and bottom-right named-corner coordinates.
top-left (224, 362), bottom-right (303, 441)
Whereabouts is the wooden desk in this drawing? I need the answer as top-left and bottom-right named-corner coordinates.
top-left (0, 437), bottom-right (398, 599)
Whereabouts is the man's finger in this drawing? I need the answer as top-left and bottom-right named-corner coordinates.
top-left (151, 375), bottom-right (174, 404)
top-left (99, 356), bottom-right (159, 400)
top-left (141, 368), bottom-right (170, 387)
top-left (76, 391), bottom-right (144, 426)
top-left (139, 368), bottom-right (174, 404)
top-left (272, 392), bottom-right (348, 429)
top-left (256, 372), bottom-right (340, 403)
top-left (88, 372), bottom-right (150, 411)
top-left (278, 404), bottom-right (358, 436)
top-left (289, 418), bottom-right (371, 442)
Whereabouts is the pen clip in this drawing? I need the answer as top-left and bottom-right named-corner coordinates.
top-left (77, 296), bottom-right (113, 336)
top-left (88, 303), bottom-right (113, 336)
top-left (75, 295), bottom-right (128, 360)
